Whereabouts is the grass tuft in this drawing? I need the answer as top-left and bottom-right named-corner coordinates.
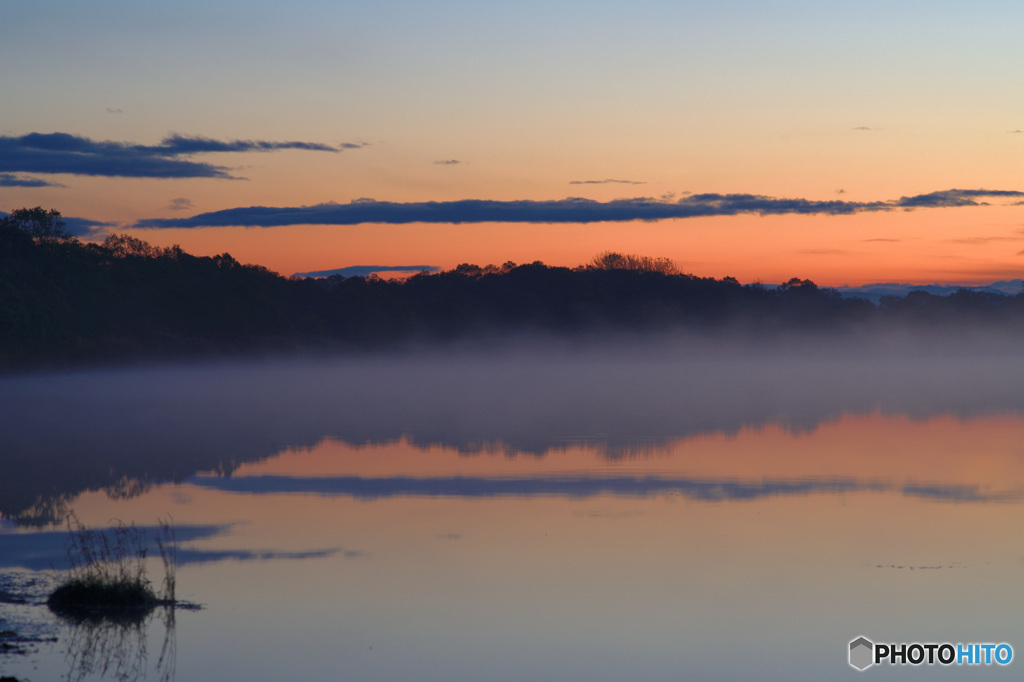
top-left (47, 513), bottom-right (177, 622)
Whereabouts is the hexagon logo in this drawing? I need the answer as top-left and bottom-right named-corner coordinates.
top-left (849, 636), bottom-right (874, 671)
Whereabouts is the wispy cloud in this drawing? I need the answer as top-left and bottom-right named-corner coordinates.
top-left (569, 178), bottom-right (647, 185)
top-left (799, 248), bottom-right (848, 255)
top-left (0, 173), bottom-right (63, 187)
top-left (434, 159), bottom-right (461, 165)
top-left (949, 235), bottom-right (1024, 245)
top-left (894, 189), bottom-right (1024, 207)
top-left (133, 189), bottom-right (1024, 229)
top-left (0, 132), bottom-right (361, 179)
top-left (154, 133), bottom-right (345, 155)
top-left (168, 197), bottom-right (193, 211)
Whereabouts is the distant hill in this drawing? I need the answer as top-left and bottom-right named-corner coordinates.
top-left (834, 280), bottom-right (1024, 303)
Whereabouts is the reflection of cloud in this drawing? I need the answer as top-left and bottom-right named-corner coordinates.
top-left (0, 523), bottom-right (223, 570)
top-left (901, 483), bottom-right (1020, 502)
top-left (189, 474), bottom-right (1023, 504)
top-left (133, 189), bottom-right (1024, 228)
top-left (0, 522), bottom-right (355, 570)
top-left (0, 132), bottom-right (356, 179)
top-left (875, 563), bottom-right (964, 570)
top-left (573, 510), bottom-right (646, 519)
top-left (569, 179), bottom-right (646, 185)
top-left (175, 547), bottom-right (358, 563)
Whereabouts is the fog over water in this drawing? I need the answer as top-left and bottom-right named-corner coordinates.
top-left (3, 330), bottom-right (1024, 524)
top-left (4, 331), bottom-right (1024, 681)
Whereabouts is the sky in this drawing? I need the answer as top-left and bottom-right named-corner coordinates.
top-left (3, 0), bottom-right (1024, 285)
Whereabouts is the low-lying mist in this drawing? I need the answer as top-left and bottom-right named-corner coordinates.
top-left (4, 326), bottom-right (1024, 458)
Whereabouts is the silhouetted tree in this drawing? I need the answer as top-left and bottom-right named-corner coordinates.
top-left (103, 233), bottom-right (162, 258)
top-left (1, 206), bottom-right (72, 240)
top-left (590, 251), bottom-right (678, 274)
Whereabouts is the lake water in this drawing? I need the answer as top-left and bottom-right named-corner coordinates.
top-left (3, 339), bottom-right (1024, 680)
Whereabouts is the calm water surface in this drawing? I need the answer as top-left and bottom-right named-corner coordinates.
top-left (3, 342), bottom-right (1024, 680)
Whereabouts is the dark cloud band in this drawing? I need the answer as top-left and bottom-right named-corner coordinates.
top-left (133, 189), bottom-right (1024, 229)
top-left (0, 132), bottom-right (360, 179)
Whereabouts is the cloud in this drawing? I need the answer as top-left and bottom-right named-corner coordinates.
top-left (434, 159), bottom-right (460, 165)
top-left (105, 107), bottom-right (123, 114)
top-left (133, 189), bottom-right (1024, 229)
top-left (893, 188), bottom-right (1024, 208)
top-left (853, 126), bottom-right (876, 131)
top-left (168, 197), bottom-right (193, 211)
top-left (293, 265), bottom-right (440, 278)
top-left (950, 235), bottom-right (1023, 245)
top-left (62, 216), bottom-right (115, 236)
top-left (569, 178), bottom-right (647, 185)
top-left (154, 133), bottom-right (345, 155)
top-left (0, 173), bottom-right (63, 187)
top-left (0, 132), bottom-right (358, 179)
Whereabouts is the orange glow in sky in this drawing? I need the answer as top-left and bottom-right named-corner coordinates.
top-left (4, 2), bottom-right (1024, 286)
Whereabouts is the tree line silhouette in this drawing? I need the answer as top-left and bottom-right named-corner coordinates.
top-left (3, 207), bottom-right (1024, 369)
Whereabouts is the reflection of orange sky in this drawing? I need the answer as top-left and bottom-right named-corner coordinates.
top-left (115, 204), bottom-right (1024, 286)
top-left (64, 442), bottom-right (1024, 644)
top-left (55, 409), bottom-right (1024, 659)
top-left (231, 412), bottom-right (1024, 494)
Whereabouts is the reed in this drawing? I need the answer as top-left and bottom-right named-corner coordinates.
top-left (47, 513), bottom-right (176, 620)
